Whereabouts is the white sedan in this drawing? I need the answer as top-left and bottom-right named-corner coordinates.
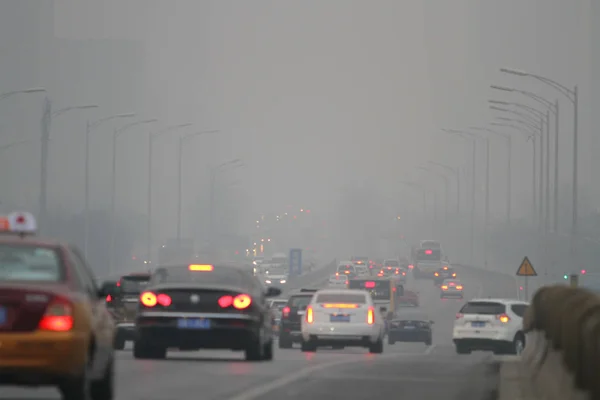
top-left (300, 289), bottom-right (385, 353)
top-left (327, 273), bottom-right (349, 288)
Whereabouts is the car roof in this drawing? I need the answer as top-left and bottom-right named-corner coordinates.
top-left (0, 235), bottom-right (66, 247)
top-left (315, 288), bottom-right (367, 296)
top-left (468, 298), bottom-right (529, 305)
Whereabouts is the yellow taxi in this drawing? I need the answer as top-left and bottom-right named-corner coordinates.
top-left (0, 212), bottom-right (116, 400)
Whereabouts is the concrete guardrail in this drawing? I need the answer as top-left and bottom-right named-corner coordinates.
top-left (518, 284), bottom-right (600, 400)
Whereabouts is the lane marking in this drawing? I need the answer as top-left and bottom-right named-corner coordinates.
top-left (225, 349), bottom-right (427, 400)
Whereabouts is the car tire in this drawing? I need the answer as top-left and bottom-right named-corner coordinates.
top-left (387, 336), bottom-right (395, 345)
top-left (113, 334), bottom-right (126, 351)
top-left (245, 336), bottom-right (265, 361)
top-left (133, 339), bottom-right (166, 360)
top-left (369, 337), bottom-right (384, 354)
top-left (90, 356), bottom-right (114, 400)
top-left (263, 339), bottom-right (274, 361)
top-left (59, 364), bottom-right (90, 400)
top-left (278, 334), bottom-right (293, 349)
top-left (455, 343), bottom-right (471, 354)
top-left (300, 340), bottom-right (316, 352)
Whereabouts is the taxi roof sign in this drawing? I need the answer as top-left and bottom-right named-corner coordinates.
top-left (516, 256), bottom-right (537, 276)
top-left (0, 212), bottom-right (37, 236)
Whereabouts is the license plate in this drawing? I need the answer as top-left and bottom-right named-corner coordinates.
top-left (177, 318), bottom-right (210, 329)
top-left (330, 314), bottom-right (350, 323)
top-left (471, 321), bottom-right (485, 328)
top-left (0, 306), bottom-right (5, 325)
top-left (403, 325), bottom-right (415, 330)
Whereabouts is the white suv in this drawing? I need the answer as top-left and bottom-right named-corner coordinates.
top-left (301, 289), bottom-right (385, 353)
top-left (452, 298), bottom-right (528, 355)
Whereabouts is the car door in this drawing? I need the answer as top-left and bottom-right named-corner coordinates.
top-left (69, 247), bottom-right (113, 378)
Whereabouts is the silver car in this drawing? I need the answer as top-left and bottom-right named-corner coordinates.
top-left (440, 279), bottom-right (464, 299)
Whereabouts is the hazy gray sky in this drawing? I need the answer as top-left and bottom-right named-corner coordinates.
top-left (0, 0), bottom-right (594, 253)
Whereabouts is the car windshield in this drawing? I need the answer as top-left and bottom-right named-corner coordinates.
top-left (119, 276), bottom-right (150, 294)
top-left (315, 293), bottom-right (367, 304)
top-left (460, 301), bottom-right (506, 315)
top-left (150, 266), bottom-right (248, 288)
top-left (0, 244), bottom-right (64, 282)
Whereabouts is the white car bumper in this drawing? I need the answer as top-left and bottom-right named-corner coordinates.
top-left (453, 325), bottom-right (513, 342)
top-left (302, 322), bottom-right (380, 344)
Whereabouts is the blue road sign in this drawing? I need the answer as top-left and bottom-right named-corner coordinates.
top-left (289, 248), bottom-right (302, 276)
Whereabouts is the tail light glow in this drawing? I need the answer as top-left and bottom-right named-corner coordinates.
top-left (452, 273), bottom-right (457, 277)
top-left (402, 271), bottom-right (406, 276)
top-left (497, 314), bottom-right (510, 323)
top-left (441, 285), bottom-right (448, 290)
top-left (105, 294), bottom-right (112, 302)
top-left (364, 281), bottom-right (376, 288)
top-left (219, 294), bottom-right (252, 309)
top-left (188, 264), bottom-right (214, 271)
top-left (282, 306), bottom-right (291, 318)
top-left (140, 291), bottom-right (157, 307)
top-left (38, 297), bottom-right (73, 332)
top-left (306, 306), bottom-right (314, 323)
top-left (456, 313), bottom-right (464, 319)
top-left (322, 303), bottom-right (358, 308)
top-left (434, 272), bottom-right (439, 277)
top-left (156, 294), bottom-right (172, 307)
top-left (425, 250), bottom-right (433, 255)
top-left (408, 264), bottom-right (414, 269)
top-left (456, 285), bottom-right (463, 290)
top-left (367, 306), bottom-right (375, 324)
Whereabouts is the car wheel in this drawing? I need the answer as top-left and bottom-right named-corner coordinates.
top-left (90, 356), bottom-right (114, 400)
top-left (387, 336), bottom-right (395, 345)
top-left (512, 334), bottom-right (525, 355)
top-left (278, 334), bottom-right (293, 349)
top-left (113, 334), bottom-right (126, 351)
top-left (369, 337), bottom-right (384, 354)
top-left (133, 338), bottom-right (166, 360)
top-left (455, 343), bottom-right (471, 354)
top-left (245, 335), bottom-right (265, 361)
top-left (59, 362), bottom-right (90, 400)
top-left (300, 340), bottom-right (316, 352)
top-left (263, 339), bottom-right (274, 361)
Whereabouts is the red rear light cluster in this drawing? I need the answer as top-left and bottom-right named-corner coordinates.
top-left (105, 294), bottom-right (112, 302)
top-left (38, 296), bottom-right (73, 332)
top-left (455, 313), bottom-right (464, 319)
top-left (282, 306), bottom-right (291, 318)
top-left (218, 294), bottom-right (252, 310)
top-left (306, 306), bottom-right (314, 323)
top-left (496, 313), bottom-right (510, 323)
top-left (140, 291), bottom-right (172, 307)
top-left (367, 306), bottom-right (375, 324)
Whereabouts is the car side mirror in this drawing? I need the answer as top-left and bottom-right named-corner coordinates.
top-left (98, 280), bottom-right (119, 299)
top-left (265, 286), bottom-right (282, 297)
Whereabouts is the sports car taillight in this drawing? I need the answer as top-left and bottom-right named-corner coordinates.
top-left (218, 294), bottom-right (252, 310)
top-left (38, 297), bottom-right (73, 332)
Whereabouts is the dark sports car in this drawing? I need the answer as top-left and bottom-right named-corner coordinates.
top-left (133, 263), bottom-right (281, 361)
top-left (387, 310), bottom-right (433, 345)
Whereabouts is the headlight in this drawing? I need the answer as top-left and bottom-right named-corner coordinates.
top-left (280, 280), bottom-right (287, 284)
top-left (265, 280), bottom-right (272, 284)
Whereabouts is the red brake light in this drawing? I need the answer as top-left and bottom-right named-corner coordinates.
top-left (189, 264), bottom-right (214, 271)
top-left (106, 294), bottom-right (112, 302)
top-left (452, 273), bottom-right (457, 277)
top-left (365, 281), bottom-right (376, 288)
top-left (282, 306), bottom-right (291, 317)
top-left (425, 250), bottom-right (432, 255)
top-left (434, 272), bottom-right (439, 277)
top-left (218, 295), bottom-right (233, 308)
top-left (497, 313), bottom-right (510, 323)
top-left (455, 313), bottom-right (464, 319)
top-left (157, 294), bottom-right (172, 307)
top-left (38, 297), bottom-right (73, 332)
top-left (456, 285), bottom-right (463, 290)
top-left (367, 306), bottom-right (374, 324)
top-left (306, 306), bottom-right (314, 323)
top-left (441, 285), bottom-right (448, 290)
top-left (140, 291), bottom-right (157, 307)
top-left (408, 264), bottom-right (414, 269)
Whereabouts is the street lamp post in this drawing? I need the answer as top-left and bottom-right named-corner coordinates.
top-left (147, 123), bottom-right (192, 263)
top-left (428, 161), bottom-right (460, 215)
top-left (500, 68), bottom-right (578, 242)
top-left (83, 113), bottom-right (135, 258)
top-left (176, 130), bottom-right (219, 243)
top-left (39, 99), bottom-right (98, 230)
top-left (109, 119), bottom-right (158, 274)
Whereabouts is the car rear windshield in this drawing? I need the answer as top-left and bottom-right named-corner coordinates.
top-left (150, 266), bottom-right (247, 287)
top-left (315, 293), bottom-right (367, 304)
top-left (120, 276), bottom-right (150, 294)
top-left (337, 265), bottom-right (355, 272)
top-left (460, 301), bottom-right (506, 315)
top-left (384, 260), bottom-right (399, 266)
top-left (416, 249), bottom-right (441, 261)
top-left (289, 295), bottom-right (312, 309)
top-left (0, 244), bottom-right (63, 282)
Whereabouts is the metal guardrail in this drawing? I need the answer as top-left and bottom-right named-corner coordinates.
top-left (520, 285), bottom-right (600, 399)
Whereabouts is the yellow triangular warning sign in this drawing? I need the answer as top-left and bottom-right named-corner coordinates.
top-left (516, 256), bottom-right (537, 276)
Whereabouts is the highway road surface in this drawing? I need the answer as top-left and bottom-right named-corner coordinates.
top-left (2, 263), bottom-right (517, 400)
